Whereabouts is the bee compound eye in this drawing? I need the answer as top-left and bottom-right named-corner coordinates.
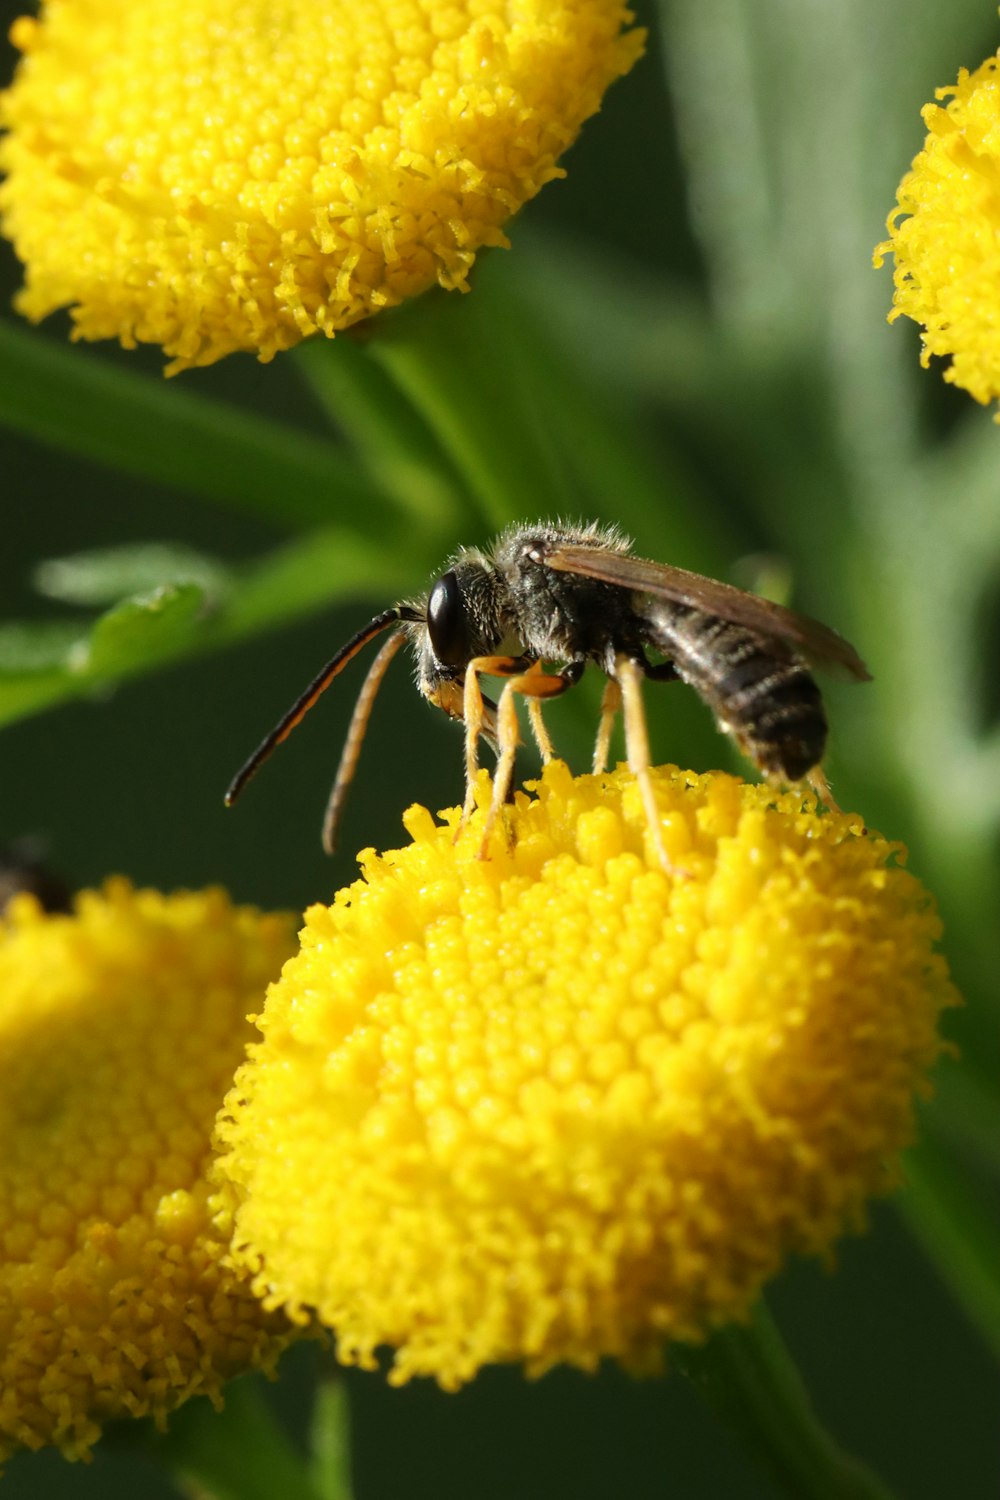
top-left (426, 570), bottom-right (469, 667)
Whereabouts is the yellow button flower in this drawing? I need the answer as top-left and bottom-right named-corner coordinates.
top-left (0, 0), bottom-right (643, 373)
top-left (876, 46), bottom-right (1000, 407)
top-left (0, 879), bottom-right (299, 1463)
top-left (215, 763), bottom-right (957, 1390)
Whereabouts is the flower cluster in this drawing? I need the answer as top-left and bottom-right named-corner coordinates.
top-left (0, 0), bottom-right (643, 372)
top-left (215, 763), bottom-right (956, 1389)
top-left (0, 881), bottom-right (299, 1462)
top-left (876, 48), bottom-right (1000, 406)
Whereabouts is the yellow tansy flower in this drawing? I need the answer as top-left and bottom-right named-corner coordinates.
top-left (215, 763), bottom-right (957, 1390)
top-left (875, 43), bottom-right (1000, 407)
top-left (0, 0), bottom-right (643, 373)
top-left (0, 879), bottom-right (299, 1463)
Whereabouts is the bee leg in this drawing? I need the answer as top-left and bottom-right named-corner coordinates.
top-left (457, 655), bottom-right (532, 839)
top-left (593, 677), bottom-right (622, 774)
top-left (478, 664), bottom-right (576, 858)
top-left (806, 764), bottom-right (841, 812)
top-left (526, 659), bottom-right (584, 767)
top-left (605, 657), bottom-right (677, 774)
top-left (459, 661), bottom-right (486, 832)
top-left (598, 654), bottom-right (675, 776)
top-left (526, 695), bottom-right (555, 764)
top-left (641, 659), bottom-right (680, 683)
top-left (615, 654), bottom-right (684, 877)
top-left (477, 679), bottom-right (523, 853)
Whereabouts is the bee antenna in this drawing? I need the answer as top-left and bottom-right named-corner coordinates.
top-left (224, 606), bottom-right (417, 808)
top-left (321, 626), bottom-right (410, 854)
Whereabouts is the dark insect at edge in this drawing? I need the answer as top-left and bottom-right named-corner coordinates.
top-left (225, 522), bottom-right (871, 869)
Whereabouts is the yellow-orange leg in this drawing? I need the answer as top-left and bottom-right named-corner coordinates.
top-left (481, 666), bottom-right (572, 855)
top-left (460, 655), bottom-right (528, 832)
top-left (593, 677), bottom-right (622, 774)
top-left (526, 658), bottom-right (582, 769)
top-left (615, 655), bottom-right (682, 876)
top-left (458, 657), bottom-right (572, 852)
top-left (527, 694), bottom-right (556, 764)
top-left (806, 763), bottom-right (841, 812)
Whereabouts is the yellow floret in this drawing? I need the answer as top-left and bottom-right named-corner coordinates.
top-left (0, 880), bottom-right (299, 1462)
top-left (215, 763), bottom-right (957, 1389)
top-left (0, 0), bottom-right (644, 373)
top-left (875, 46), bottom-right (1000, 407)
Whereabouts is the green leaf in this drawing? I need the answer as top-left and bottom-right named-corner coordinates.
top-left (656, 0), bottom-right (994, 327)
top-left (0, 620), bottom-right (88, 673)
top-left (34, 542), bottom-right (232, 608)
top-left (0, 525), bottom-right (441, 730)
top-left (85, 583), bottom-right (207, 677)
top-left (654, 0), bottom-right (998, 475)
top-left (0, 319), bottom-right (408, 531)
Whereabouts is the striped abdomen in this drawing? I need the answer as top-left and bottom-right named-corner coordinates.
top-left (645, 603), bottom-right (827, 780)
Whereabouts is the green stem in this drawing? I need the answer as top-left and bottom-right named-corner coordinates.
top-left (153, 1375), bottom-right (331, 1500)
top-left (673, 1302), bottom-right (897, 1500)
top-left (294, 336), bottom-right (464, 533)
top-left (308, 1378), bottom-right (355, 1500)
top-left (897, 1130), bottom-right (1000, 1365)
top-left (368, 265), bottom-right (578, 533)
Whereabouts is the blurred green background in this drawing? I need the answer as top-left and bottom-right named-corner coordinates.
top-left (3, 2), bottom-right (1000, 1496)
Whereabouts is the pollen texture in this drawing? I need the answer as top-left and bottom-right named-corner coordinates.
top-left (216, 763), bottom-right (957, 1388)
top-left (876, 52), bottom-right (1000, 406)
top-left (0, 880), bottom-right (299, 1462)
top-left (0, 0), bottom-right (643, 372)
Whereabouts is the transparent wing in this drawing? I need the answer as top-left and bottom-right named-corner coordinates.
top-left (544, 543), bottom-right (871, 681)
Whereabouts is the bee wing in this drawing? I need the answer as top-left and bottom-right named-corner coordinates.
top-left (544, 543), bottom-right (872, 681)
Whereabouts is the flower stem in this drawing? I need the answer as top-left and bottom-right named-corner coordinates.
top-left (295, 336), bottom-right (464, 534)
top-left (673, 1302), bottom-right (897, 1500)
top-left (308, 1377), bottom-right (355, 1500)
top-left (897, 1129), bottom-right (1000, 1365)
top-left (368, 265), bottom-right (580, 532)
top-left (152, 1374), bottom-right (335, 1500)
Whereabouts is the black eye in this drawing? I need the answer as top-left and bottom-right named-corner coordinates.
top-left (426, 570), bottom-right (469, 667)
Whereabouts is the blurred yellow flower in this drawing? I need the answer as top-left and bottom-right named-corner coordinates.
top-left (0, 880), bottom-right (298, 1463)
top-left (215, 763), bottom-right (957, 1390)
top-left (0, 0), bottom-right (643, 373)
top-left (876, 45), bottom-right (1000, 407)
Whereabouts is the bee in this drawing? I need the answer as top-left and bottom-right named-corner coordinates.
top-left (225, 522), bottom-right (870, 866)
top-left (0, 840), bottom-right (72, 915)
